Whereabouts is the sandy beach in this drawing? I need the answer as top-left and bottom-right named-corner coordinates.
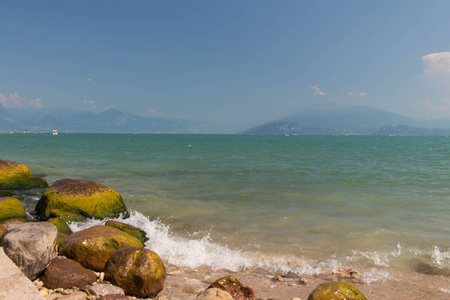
top-left (150, 262), bottom-right (450, 300)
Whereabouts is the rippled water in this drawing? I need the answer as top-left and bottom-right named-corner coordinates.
top-left (1, 133), bottom-right (449, 281)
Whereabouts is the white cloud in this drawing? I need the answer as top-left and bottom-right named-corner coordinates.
top-left (147, 108), bottom-right (161, 117)
top-left (348, 92), bottom-right (367, 97)
top-left (82, 99), bottom-right (95, 105)
top-left (414, 97), bottom-right (450, 118)
top-left (0, 92), bottom-right (42, 108)
top-left (311, 85), bottom-right (327, 96)
top-left (422, 52), bottom-right (450, 75)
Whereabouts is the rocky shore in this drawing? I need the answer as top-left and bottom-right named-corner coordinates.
top-left (1, 159), bottom-right (450, 299)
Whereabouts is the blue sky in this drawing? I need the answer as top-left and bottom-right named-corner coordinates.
top-left (1, 1), bottom-right (450, 132)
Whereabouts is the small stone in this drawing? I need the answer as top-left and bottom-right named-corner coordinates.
top-left (197, 288), bottom-right (234, 300)
top-left (208, 276), bottom-right (255, 300)
top-left (40, 289), bottom-right (49, 296)
top-left (87, 283), bottom-right (125, 297)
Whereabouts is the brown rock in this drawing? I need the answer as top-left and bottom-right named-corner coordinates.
top-left (208, 276), bottom-right (255, 300)
top-left (56, 232), bottom-right (69, 247)
top-left (104, 247), bottom-right (166, 298)
top-left (59, 225), bottom-right (143, 271)
top-left (41, 257), bottom-right (97, 289)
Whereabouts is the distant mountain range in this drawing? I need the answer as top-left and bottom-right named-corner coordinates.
top-left (4, 102), bottom-right (450, 135)
top-left (240, 102), bottom-right (450, 135)
top-left (0, 104), bottom-right (207, 134)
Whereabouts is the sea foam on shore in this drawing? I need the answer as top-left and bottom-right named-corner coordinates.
top-left (68, 210), bottom-right (398, 283)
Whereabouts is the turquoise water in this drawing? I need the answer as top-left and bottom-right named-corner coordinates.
top-left (1, 133), bottom-right (449, 281)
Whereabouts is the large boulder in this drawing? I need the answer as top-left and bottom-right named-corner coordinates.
top-left (307, 282), bottom-right (367, 300)
top-left (0, 222), bottom-right (57, 280)
top-left (35, 178), bottom-right (129, 222)
top-left (41, 256), bottom-right (97, 289)
top-left (104, 247), bottom-right (166, 298)
top-left (0, 159), bottom-right (48, 190)
top-left (105, 220), bottom-right (148, 244)
top-left (59, 225), bottom-right (143, 271)
top-left (208, 276), bottom-right (255, 300)
top-left (0, 197), bottom-right (27, 223)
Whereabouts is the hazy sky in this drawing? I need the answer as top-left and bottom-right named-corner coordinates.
top-left (1, 1), bottom-right (450, 133)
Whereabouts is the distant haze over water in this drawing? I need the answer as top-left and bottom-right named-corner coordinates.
top-left (2, 133), bottom-right (449, 282)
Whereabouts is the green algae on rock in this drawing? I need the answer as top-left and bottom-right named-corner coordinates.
top-left (105, 247), bottom-right (166, 298)
top-left (59, 225), bottom-right (143, 271)
top-left (48, 217), bottom-right (73, 235)
top-left (105, 220), bottom-right (148, 244)
top-left (0, 197), bottom-right (27, 223)
top-left (0, 159), bottom-right (48, 190)
top-left (35, 178), bottom-right (129, 222)
top-left (307, 282), bottom-right (367, 300)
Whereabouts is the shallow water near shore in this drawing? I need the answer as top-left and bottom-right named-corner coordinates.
top-left (1, 133), bottom-right (450, 283)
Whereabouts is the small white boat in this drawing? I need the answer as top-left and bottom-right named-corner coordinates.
top-left (52, 130), bottom-right (58, 135)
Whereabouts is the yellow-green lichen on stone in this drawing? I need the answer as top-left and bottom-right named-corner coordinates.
top-left (105, 220), bottom-right (148, 243)
top-left (0, 197), bottom-right (27, 223)
top-left (0, 160), bottom-right (48, 190)
top-left (48, 217), bottom-right (73, 235)
top-left (59, 225), bottom-right (144, 271)
top-left (35, 178), bottom-right (129, 222)
top-left (307, 282), bottom-right (367, 300)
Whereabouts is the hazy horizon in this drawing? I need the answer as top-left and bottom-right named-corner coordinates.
top-left (2, 1), bottom-right (450, 133)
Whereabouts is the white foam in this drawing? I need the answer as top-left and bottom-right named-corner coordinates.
top-left (66, 211), bottom-right (426, 283)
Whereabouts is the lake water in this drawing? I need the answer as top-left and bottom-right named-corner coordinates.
top-left (1, 133), bottom-right (449, 282)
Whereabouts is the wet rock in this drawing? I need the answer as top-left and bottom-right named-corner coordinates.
top-left (104, 247), bottom-right (166, 298)
top-left (0, 222), bottom-right (57, 280)
top-left (48, 217), bottom-right (73, 235)
top-left (0, 159), bottom-right (48, 190)
top-left (56, 232), bottom-right (69, 247)
top-left (87, 283), bottom-right (125, 297)
top-left (105, 220), bottom-right (148, 243)
top-left (0, 196), bottom-right (27, 223)
top-left (197, 288), bottom-right (234, 300)
top-left (208, 276), bottom-right (255, 300)
top-left (35, 178), bottom-right (129, 222)
top-left (41, 257), bottom-right (97, 289)
top-left (59, 225), bottom-right (143, 271)
top-left (307, 282), bottom-right (367, 300)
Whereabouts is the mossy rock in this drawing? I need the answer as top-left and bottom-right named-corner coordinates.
top-left (0, 160), bottom-right (48, 190)
top-left (105, 247), bottom-right (166, 298)
top-left (105, 220), bottom-right (148, 244)
top-left (0, 197), bottom-right (27, 223)
top-left (59, 225), bottom-right (144, 271)
top-left (48, 217), bottom-right (73, 235)
top-left (35, 178), bottom-right (129, 222)
top-left (308, 282), bottom-right (367, 300)
top-left (0, 224), bottom-right (6, 240)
